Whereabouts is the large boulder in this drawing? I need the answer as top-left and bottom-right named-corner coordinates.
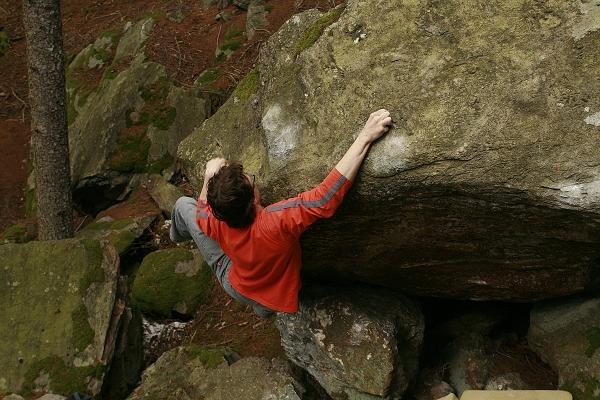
top-left (276, 284), bottom-right (424, 399)
top-left (131, 248), bottom-right (213, 318)
top-left (0, 239), bottom-right (122, 397)
top-left (178, 1), bottom-right (600, 301)
top-left (528, 296), bottom-right (600, 399)
top-left (127, 345), bottom-right (304, 400)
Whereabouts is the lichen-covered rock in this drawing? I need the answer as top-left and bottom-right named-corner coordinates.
top-left (127, 346), bottom-right (304, 400)
top-left (178, 0), bottom-right (600, 301)
top-left (131, 248), bottom-right (213, 317)
top-left (276, 284), bottom-right (424, 399)
top-left (76, 215), bottom-right (155, 254)
top-left (528, 296), bottom-right (600, 399)
top-left (0, 239), bottom-right (120, 397)
top-left (61, 18), bottom-right (213, 210)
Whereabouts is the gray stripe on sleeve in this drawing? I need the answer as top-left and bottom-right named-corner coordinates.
top-left (265, 174), bottom-right (348, 213)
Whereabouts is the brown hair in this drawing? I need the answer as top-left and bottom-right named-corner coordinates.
top-left (207, 163), bottom-right (256, 228)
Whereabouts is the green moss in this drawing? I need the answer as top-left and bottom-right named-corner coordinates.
top-left (108, 129), bottom-right (151, 172)
top-left (66, 77), bottom-right (81, 124)
top-left (147, 153), bottom-right (175, 174)
top-left (264, 5), bottom-right (273, 13)
top-left (221, 40), bottom-right (242, 52)
top-left (224, 24), bottom-right (244, 40)
top-left (106, 229), bottom-right (137, 254)
top-left (232, 67), bottom-right (259, 101)
top-left (216, 26), bottom-right (244, 61)
top-left (132, 248), bottom-right (213, 317)
top-left (25, 188), bottom-right (37, 218)
top-left (141, 77), bottom-right (171, 102)
top-left (66, 76), bottom-right (95, 124)
top-left (196, 67), bottom-right (223, 87)
top-left (95, 48), bottom-right (113, 63)
top-left (293, 5), bottom-right (345, 56)
top-left (71, 303), bottom-right (96, 352)
top-left (80, 239), bottom-right (106, 287)
top-left (101, 65), bottom-right (118, 82)
top-left (151, 106), bottom-right (177, 130)
top-left (23, 355), bottom-right (104, 396)
top-left (99, 28), bottom-right (122, 44)
top-left (187, 347), bottom-right (229, 369)
top-left (0, 31), bottom-right (10, 57)
top-left (1, 223), bottom-right (34, 244)
top-left (585, 327), bottom-right (600, 357)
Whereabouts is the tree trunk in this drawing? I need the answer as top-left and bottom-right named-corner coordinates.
top-left (23, 0), bottom-right (73, 240)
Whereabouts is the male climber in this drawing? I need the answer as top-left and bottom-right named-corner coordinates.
top-left (170, 109), bottom-right (392, 317)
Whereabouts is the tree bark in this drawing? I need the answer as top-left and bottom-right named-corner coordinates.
top-left (23, 0), bottom-right (73, 240)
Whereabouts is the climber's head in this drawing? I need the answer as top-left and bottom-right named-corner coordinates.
top-left (207, 162), bottom-right (256, 228)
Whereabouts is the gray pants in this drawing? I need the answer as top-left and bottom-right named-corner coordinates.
top-left (170, 197), bottom-right (275, 318)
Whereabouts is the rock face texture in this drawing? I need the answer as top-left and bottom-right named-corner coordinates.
top-left (127, 346), bottom-right (304, 400)
top-left (0, 239), bottom-right (121, 397)
top-left (528, 296), bottom-right (600, 399)
top-left (179, 1), bottom-right (600, 301)
top-left (276, 285), bottom-right (424, 399)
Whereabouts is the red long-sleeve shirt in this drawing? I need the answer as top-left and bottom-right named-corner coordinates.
top-left (196, 168), bottom-right (352, 312)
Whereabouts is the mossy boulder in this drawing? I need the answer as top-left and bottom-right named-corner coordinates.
top-left (76, 215), bottom-right (155, 254)
top-left (0, 238), bottom-right (120, 397)
top-left (131, 248), bottom-right (213, 317)
top-left (179, 0), bottom-right (600, 301)
top-left (528, 296), bottom-right (600, 399)
top-left (127, 345), bottom-right (303, 400)
top-left (61, 18), bottom-right (214, 209)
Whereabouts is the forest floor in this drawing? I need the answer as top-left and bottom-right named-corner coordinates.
top-left (0, 0), bottom-right (341, 367)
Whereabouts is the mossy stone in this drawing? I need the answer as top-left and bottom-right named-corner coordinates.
top-left (77, 217), bottom-right (154, 255)
top-left (132, 248), bottom-right (213, 317)
top-left (232, 67), bottom-right (259, 101)
top-left (0, 238), bottom-right (118, 396)
top-left (22, 356), bottom-right (104, 397)
top-left (187, 347), bottom-right (231, 369)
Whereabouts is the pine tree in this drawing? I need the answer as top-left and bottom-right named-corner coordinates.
top-left (23, 0), bottom-right (74, 240)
